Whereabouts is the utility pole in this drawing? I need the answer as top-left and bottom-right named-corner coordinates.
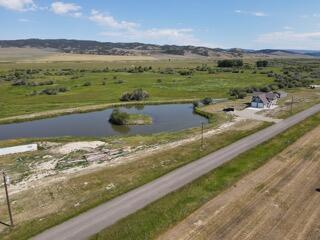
top-left (3, 171), bottom-right (13, 227)
top-left (201, 122), bottom-right (204, 150)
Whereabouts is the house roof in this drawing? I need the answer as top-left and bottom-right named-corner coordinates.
top-left (257, 94), bottom-right (269, 105)
top-left (252, 92), bottom-right (279, 105)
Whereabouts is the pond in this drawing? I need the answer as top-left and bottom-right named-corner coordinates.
top-left (0, 104), bottom-right (208, 140)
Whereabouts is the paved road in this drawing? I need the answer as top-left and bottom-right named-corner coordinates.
top-left (33, 104), bottom-right (320, 240)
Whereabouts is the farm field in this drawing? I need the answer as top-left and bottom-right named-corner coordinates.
top-left (158, 122), bottom-right (320, 240)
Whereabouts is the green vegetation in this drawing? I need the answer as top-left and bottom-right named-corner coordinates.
top-left (217, 59), bottom-right (244, 68)
top-left (109, 109), bottom-right (152, 125)
top-left (120, 88), bottom-right (150, 101)
top-left (256, 60), bottom-right (269, 68)
top-left (193, 107), bottom-right (232, 124)
top-left (0, 59), bottom-right (277, 119)
top-left (229, 88), bottom-right (247, 99)
top-left (90, 112), bottom-right (320, 240)
top-left (1, 58), bottom-right (317, 120)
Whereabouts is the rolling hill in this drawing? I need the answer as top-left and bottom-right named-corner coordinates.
top-left (0, 39), bottom-right (319, 59)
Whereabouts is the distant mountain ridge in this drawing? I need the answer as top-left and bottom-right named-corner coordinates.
top-left (0, 39), bottom-right (319, 58)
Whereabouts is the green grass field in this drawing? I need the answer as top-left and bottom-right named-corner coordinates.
top-left (1, 58), bottom-right (319, 120)
top-left (0, 60), bottom-right (277, 119)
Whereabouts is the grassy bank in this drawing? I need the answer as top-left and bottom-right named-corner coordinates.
top-left (90, 112), bottom-right (320, 240)
top-left (0, 121), bottom-right (267, 239)
top-left (193, 107), bottom-right (233, 124)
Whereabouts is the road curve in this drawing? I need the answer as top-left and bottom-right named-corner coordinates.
top-left (33, 104), bottom-right (320, 240)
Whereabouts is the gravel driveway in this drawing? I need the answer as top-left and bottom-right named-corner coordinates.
top-left (232, 108), bottom-right (282, 123)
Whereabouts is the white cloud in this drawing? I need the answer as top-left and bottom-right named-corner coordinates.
top-left (18, 18), bottom-right (30, 22)
top-left (300, 13), bottom-right (320, 18)
top-left (101, 28), bottom-right (208, 46)
top-left (90, 10), bottom-right (213, 46)
top-left (0, 0), bottom-right (35, 11)
top-left (89, 10), bottom-right (139, 31)
top-left (256, 31), bottom-right (320, 49)
top-left (283, 26), bottom-right (294, 30)
top-left (51, 2), bottom-right (82, 17)
top-left (235, 10), bottom-right (268, 17)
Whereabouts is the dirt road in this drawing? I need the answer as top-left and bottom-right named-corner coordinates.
top-left (159, 124), bottom-right (320, 240)
top-left (33, 104), bottom-right (320, 240)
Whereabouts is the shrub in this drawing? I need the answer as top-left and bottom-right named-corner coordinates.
top-left (120, 89), bottom-right (150, 101)
top-left (218, 59), bottom-right (243, 68)
top-left (11, 79), bottom-right (27, 86)
top-left (193, 101), bottom-right (199, 109)
top-left (260, 86), bottom-right (271, 92)
top-left (40, 88), bottom-right (59, 95)
top-left (83, 81), bottom-right (91, 86)
top-left (256, 60), bottom-right (268, 68)
top-left (109, 109), bottom-right (129, 125)
top-left (229, 88), bottom-right (247, 99)
top-left (178, 70), bottom-right (193, 76)
top-left (37, 86), bottom-right (69, 96)
top-left (201, 97), bottom-right (213, 105)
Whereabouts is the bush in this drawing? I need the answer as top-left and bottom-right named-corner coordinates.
top-left (83, 81), bottom-right (91, 86)
top-left (260, 86), bottom-right (271, 92)
top-left (256, 60), bottom-right (268, 68)
top-left (11, 79), bottom-right (27, 86)
top-left (178, 70), bottom-right (193, 76)
top-left (193, 101), bottom-right (199, 109)
top-left (37, 87), bottom-right (69, 96)
top-left (218, 59), bottom-right (243, 68)
top-left (201, 97), bottom-right (213, 105)
top-left (40, 88), bottom-right (59, 95)
top-left (229, 88), bottom-right (247, 99)
top-left (109, 109), bottom-right (129, 125)
top-left (120, 89), bottom-right (150, 101)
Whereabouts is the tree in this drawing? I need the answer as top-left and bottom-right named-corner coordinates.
top-left (218, 59), bottom-right (243, 68)
top-left (229, 88), bottom-right (247, 99)
top-left (256, 60), bottom-right (268, 68)
top-left (201, 97), bottom-right (213, 105)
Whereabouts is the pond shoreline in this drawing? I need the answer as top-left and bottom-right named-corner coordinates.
top-left (0, 99), bottom-right (203, 125)
top-left (0, 103), bottom-right (209, 140)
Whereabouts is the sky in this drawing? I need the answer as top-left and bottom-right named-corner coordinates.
top-left (1, 0), bottom-right (320, 50)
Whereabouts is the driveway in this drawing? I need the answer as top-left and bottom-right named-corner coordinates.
top-left (233, 108), bottom-right (282, 123)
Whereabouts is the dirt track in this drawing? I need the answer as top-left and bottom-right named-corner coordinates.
top-left (158, 125), bottom-right (320, 240)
